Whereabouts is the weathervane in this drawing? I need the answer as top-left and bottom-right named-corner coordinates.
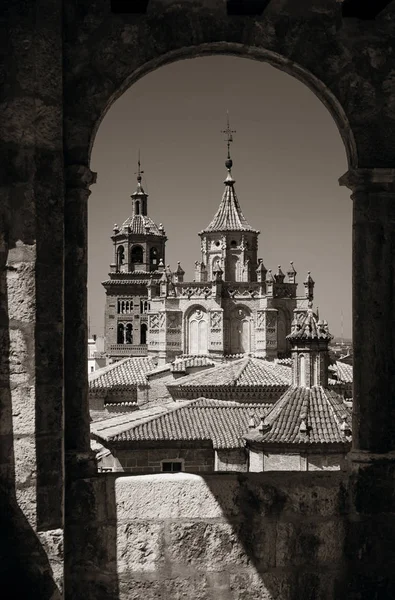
top-left (135, 149), bottom-right (144, 183)
top-left (221, 111), bottom-right (236, 161)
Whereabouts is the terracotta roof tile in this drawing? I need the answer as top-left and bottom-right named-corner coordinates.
top-left (168, 357), bottom-right (292, 390)
top-left (200, 176), bottom-right (259, 234)
top-left (95, 398), bottom-right (271, 448)
top-left (89, 357), bottom-right (156, 391)
top-left (246, 386), bottom-right (352, 446)
top-left (121, 214), bottom-right (164, 236)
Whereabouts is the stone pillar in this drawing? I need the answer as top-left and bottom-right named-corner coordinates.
top-left (340, 168), bottom-right (395, 594)
top-left (64, 165), bottom-right (97, 477)
top-left (339, 168), bottom-right (395, 456)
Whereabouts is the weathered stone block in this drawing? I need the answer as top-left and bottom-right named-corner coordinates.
top-left (115, 474), bottom-right (227, 520)
top-left (276, 519), bottom-right (345, 567)
top-left (167, 521), bottom-right (253, 571)
top-left (117, 521), bottom-right (164, 573)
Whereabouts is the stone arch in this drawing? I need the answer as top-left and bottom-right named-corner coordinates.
top-left (83, 43), bottom-right (358, 170)
top-left (116, 245), bottom-right (125, 270)
top-left (140, 323), bottom-right (148, 345)
top-left (210, 255), bottom-right (222, 279)
top-left (230, 305), bottom-right (252, 354)
top-left (185, 305), bottom-right (208, 355)
top-left (117, 323), bottom-right (125, 344)
top-left (131, 245), bottom-right (143, 265)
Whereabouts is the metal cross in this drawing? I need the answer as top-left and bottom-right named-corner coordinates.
top-left (135, 149), bottom-right (144, 180)
top-left (221, 111), bottom-right (236, 158)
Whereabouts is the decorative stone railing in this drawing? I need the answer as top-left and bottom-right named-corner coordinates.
top-left (108, 344), bottom-right (148, 355)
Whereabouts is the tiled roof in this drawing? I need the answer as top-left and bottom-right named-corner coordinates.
top-left (287, 307), bottom-right (333, 342)
top-left (121, 214), bottom-right (164, 236)
top-left (89, 357), bottom-right (156, 391)
top-left (170, 355), bottom-right (218, 372)
top-left (200, 174), bottom-right (259, 234)
top-left (146, 356), bottom-right (218, 378)
top-left (245, 386), bottom-right (352, 446)
top-left (91, 400), bottom-right (187, 440)
top-left (334, 361), bottom-right (353, 383)
top-left (94, 397), bottom-right (271, 449)
top-left (167, 357), bottom-right (292, 390)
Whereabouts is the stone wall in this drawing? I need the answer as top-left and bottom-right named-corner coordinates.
top-left (99, 446), bottom-right (215, 473)
top-left (215, 449), bottom-right (248, 471)
top-left (67, 472), bottom-right (348, 600)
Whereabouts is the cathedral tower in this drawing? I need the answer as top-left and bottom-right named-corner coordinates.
top-left (198, 114), bottom-right (259, 283)
top-left (102, 156), bottom-right (167, 361)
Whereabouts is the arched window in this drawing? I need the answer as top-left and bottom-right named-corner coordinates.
top-left (117, 246), bottom-right (125, 270)
top-left (230, 307), bottom-right (251, 354)
top-left (140, 323), bottom-right (148, 345)
top-left (229, 255), bottom-right (239, 281)
top-left (188, 308), bottom-right (208, 355)
top-left (299, 354), bottom-right (306, 387)
top-left (211, 256), bottom-right (221, 279)
top-left (135, 200), bottom-right (140, 215)
top-left (131, 245), bottom-right (143, 264)
top-left (125, 323), bottom-right (133, 344)
top-left (150, 247), bottom-right (158, 268)
top-left (117, 323), bottom-right (124, 344)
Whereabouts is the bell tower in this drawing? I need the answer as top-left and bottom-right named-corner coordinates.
top-left (103, 154), bottom-right (167, 361)
top-left (198, 114), bottom-right (259, 283)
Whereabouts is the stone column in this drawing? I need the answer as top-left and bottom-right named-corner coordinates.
top-left (339, 168), bottom-right (395, 457)
top-left (339, 167), bottom-right (395, 596)
top-left (64, 164), bottom-right (97, 478)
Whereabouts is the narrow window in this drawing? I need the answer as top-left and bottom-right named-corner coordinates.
top-left (161, 461), bottom-right (183, 473)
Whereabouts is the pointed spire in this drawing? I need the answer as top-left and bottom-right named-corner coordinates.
top-left (256, 259), bottom-right (267, 283)
top-left (304, 271), bottom-right (315, 300)
top-left (287, 261), bottom-right (297, 284)
top-left (274, 265), bottom-right (285, 283)
top-left (199, 116), bottom-right (259, 234)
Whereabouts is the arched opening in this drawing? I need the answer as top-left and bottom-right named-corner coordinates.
top-left (131, 245), bottom-right (143, 265)
top-left (229, 255), bottom-right (239, 282)
top-left (135, 200), bottom-right (140, 215)
top-left (230, 306), bottom-right (251, 354)
top-left (125, 323), bottom-right (133, 344)
top-left (117, 323), bottom-right (124, 344)
top-left (116, 246), bottom-right (125, 271)
top-left (211, 256), bottom-right (221, 279)
top-left (187, 307), bottom-right (208, 355)
top-left (140, 323), bottom-right (148, 345)
top-left (299, 354), bottom-right (306, 387)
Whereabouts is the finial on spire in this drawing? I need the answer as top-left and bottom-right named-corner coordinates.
top-left (135, 149), bottom-right (144, 184)
top-left (221, 111), bottom-right (236, 172)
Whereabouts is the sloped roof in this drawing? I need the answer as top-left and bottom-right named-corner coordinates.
top-left (93, 397), bottom-right (271, 449)
top-left (245, 386), bottom-right (352, 446)
top-left (120, 214), bottom-right (164, 236)
top-left (89, 357), bottom-right (156, 391)
top-left (146, 355), bottom-right (218, 378)
top-left (167, 357), bottom-right (292, 390)
top-left (287, 307), bottom-right (333, 342)
top-left (200, 174), bottom-right (259, 234)
top-left (333, 361), bottom-right (353, 383)
top-left (91, 400), bottom-right (189, 441)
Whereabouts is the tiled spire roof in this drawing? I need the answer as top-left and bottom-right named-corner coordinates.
top-left (200, 172), bottom-right (259, 234)
top-left (245, 386), bottom-right (352, 446)
top-left (120, 214), bottom-right (164, 236)
top-left (200, 116), bottom-right (258, 234)
top-left (287, 303), bottom-right (333, 343)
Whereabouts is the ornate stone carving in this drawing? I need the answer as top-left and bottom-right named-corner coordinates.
top-left (210, 311), bottom-right (222, 329)
top-left (257, 311), bottom-right (265, 329)
top-left (266, 313), bottom-right (277, 328)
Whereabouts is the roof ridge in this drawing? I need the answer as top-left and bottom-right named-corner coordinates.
top-left (233, 357), bottom-right (251, 384)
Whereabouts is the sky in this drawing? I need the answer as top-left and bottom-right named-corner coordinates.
top-left (88, 55), bottom-right (352, 340)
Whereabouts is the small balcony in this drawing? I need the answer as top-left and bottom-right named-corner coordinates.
top-left (108, 344), bottom-right (148, 356)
